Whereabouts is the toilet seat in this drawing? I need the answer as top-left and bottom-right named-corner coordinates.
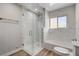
top-left (54, 47), bottom-right (70, 55)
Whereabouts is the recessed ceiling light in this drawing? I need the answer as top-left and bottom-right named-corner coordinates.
top-left (49, 3), bottom-right (54, 6)
top-left (35, 8), bottom-right (38, 11)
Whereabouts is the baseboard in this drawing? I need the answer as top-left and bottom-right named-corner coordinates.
top-left (1, 47), bottom-right (22, 56)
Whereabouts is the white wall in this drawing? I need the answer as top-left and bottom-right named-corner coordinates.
top-left (44, 5), bottom-right (75, 49)
top-left (75, 4), bottom-right (79, 55)
top-left (0, 3), bottom-right (22, 55)
top-left (0, 3), bottom-right (22, 20)
top-left (76, 4), bottom-right (79, 42)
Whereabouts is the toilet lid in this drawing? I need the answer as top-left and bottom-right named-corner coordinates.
top-left (54, 47), bottom-right (69, 54)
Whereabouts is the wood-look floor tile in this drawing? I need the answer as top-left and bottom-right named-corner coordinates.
top-left (36, 48), bottom-right (59, 56)
top-left (10, 50), bottom-right (30, 56)
top-left (10, 48), bottom-right (59, 56)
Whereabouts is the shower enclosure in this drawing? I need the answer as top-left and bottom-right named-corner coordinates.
top-left (21, 4), bottom-right (44, 55)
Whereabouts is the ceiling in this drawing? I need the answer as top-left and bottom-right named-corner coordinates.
top-left (39, 3), bottom-right (75, 11)
top-left (19, 3), bottom-right (75, 13)
top-left (18, 3), bottom-right (43, 13)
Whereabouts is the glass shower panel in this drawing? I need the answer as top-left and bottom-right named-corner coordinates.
top-left (33, 14), bottom-right (43, 54)
top-left (33, 14), bottom-right (39, 53)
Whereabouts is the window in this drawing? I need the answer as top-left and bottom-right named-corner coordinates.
top-left (50, 16), bottom-right (67, 29)
top-left (50, 18), bottom-right (57, 29)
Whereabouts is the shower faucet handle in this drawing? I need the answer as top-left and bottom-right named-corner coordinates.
top-left (72, 38), bottom-right (77, 41)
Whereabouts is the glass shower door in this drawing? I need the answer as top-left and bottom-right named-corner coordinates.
top-left (22, 10), bottom-right (34, 55)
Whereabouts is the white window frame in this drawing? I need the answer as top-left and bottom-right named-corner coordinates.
top-left (49, 16), bottom-right (67, 29)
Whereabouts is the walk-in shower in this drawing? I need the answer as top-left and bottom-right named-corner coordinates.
top-left (21, 4), bottom-right (45, 55)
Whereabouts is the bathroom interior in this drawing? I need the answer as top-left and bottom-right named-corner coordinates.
top-left (0, 3), bottom-right (79, 56)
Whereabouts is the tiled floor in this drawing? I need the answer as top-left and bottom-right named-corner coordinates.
top-left (10, 48), bottom-right (59, 56)
top-left (36, 48), bottom-right (59, 56)
top-left (10, 50), bottom-right (30, 56)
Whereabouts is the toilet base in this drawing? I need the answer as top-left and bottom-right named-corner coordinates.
top-left (53, 47), bottom-right (70, 56)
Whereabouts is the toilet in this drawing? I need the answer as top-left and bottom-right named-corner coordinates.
top-left (54, 47), bottom-right (70, 56)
